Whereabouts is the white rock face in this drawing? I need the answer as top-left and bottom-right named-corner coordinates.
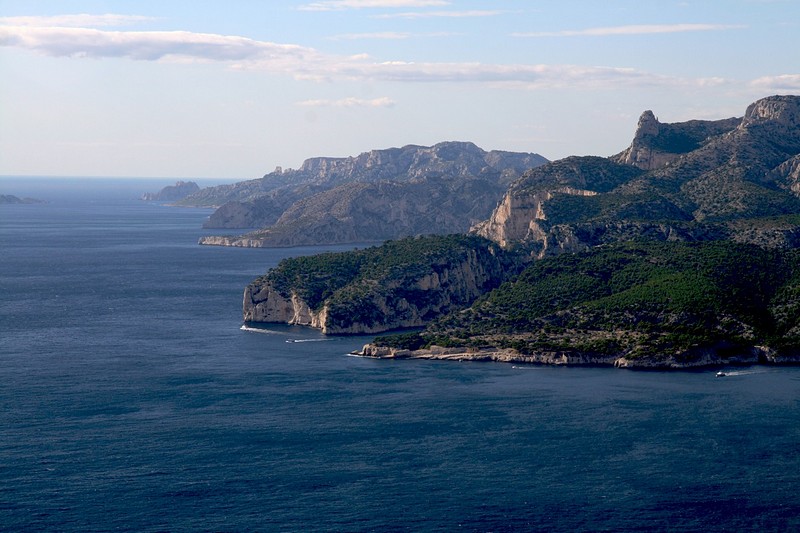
top-left (474, 187), bottom-right (596, 249)
top-left (612, 110), bottom-right (683, 170)
top-left (741, 95), bottom-right (800, 130)
top-left (242, 285), bottom-right (327, 329)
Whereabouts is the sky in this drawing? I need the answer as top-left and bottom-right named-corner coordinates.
top-left (1, 0), bottom-right (799, 180)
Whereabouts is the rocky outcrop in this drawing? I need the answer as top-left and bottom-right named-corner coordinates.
top-left (611, 111), bottom-right (681, 170)
top-left (771, 155), bottom-right (800, 193)
top-left (611, 111), bottom-right (740, 170)
top-left (356, 343), bottom-right (800, 368)
top-left (141, 180), bottom-right (200, 202)
top-left (473, 187), bottom-right (596, 248)
top-left (741, 94), bottom-right (800, 134)
top-left (473, 156), bottom-right (645, 252)
top-left (198, 235), bottom-right (269, 247)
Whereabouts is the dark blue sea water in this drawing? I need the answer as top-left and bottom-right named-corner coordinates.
top-left (2, 178), bottom-right (800, 532)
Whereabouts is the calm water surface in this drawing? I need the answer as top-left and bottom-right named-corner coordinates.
top-left (2, 179), bottom-right (800, 531)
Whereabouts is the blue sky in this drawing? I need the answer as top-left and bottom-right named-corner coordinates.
top-left (1, 0), bottom-right (798, 179)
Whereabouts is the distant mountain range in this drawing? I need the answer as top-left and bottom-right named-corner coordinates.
top-left (243, 95), bottom-right (800, 369)
top-left (187, 141), bottom-right (547, 246)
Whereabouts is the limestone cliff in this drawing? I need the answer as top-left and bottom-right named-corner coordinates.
top-left (473, 156), bottom-right (645, 255)
top-left (242, 235), bottom-right (522, 334)
top-left (243, 286), bottom-right (327, 329)
top-left (472, 186), bottom-right (597, 248)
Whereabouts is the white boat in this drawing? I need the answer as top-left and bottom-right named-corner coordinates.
top-left (716, 371), bottom-right (727, 377)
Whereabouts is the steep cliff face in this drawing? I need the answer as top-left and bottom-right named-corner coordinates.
top-left (472, 187), bottom-right (596, 248)
top-left (473, 156), bottom-right (644, 254)
top-left (242, 235), bottom-right (522, 334)
top-left (243, 285), bottom-right (327, 329)
top-left (611, 111), bottom-right (680, 170)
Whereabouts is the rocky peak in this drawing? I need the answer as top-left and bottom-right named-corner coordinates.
top-left (636, 110), bottom-right (660, 136)
top-left (741, 95), bottom-right (800, 130)
top-left (612, 109), bottom-right (741, 171)
top-left (611, 110), bottom-right (677, 170)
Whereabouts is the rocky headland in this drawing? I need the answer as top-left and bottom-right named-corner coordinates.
top-left (141, 180), bottom-right (200, 202)
top-left (243, 235), bottom-right (523, 334)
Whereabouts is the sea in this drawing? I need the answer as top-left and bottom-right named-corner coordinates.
top-left (2, 177), bottom-right (800, 532)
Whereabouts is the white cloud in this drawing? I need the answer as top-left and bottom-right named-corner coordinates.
top-left (0, 23), bottom-right (729, 90)
top-left (330, 31), bottom-right (411, 40)
top-left (329, 31), bottom-right (459, 40)
top-left (296, 97), bottom-right (396, 107)
top-left (0, 14), bottom-right (154, 27)
top-left (750, 74), bottom-right (800, 91)
top-left (328, 61), bottom-right (703, 88)
top-left (299, 0), bottom-right (449, 11)
top-left (374, 10), bottom-right (507, 19)
top-left (0, 25), bottom-right (315, 62)
top-left (513, 23), bottom-right (746, 37)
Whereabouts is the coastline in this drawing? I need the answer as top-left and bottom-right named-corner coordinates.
top-left (354, 343), bottom-right (800, 369)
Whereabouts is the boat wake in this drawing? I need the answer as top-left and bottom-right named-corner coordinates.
top-left (715, 369), bottom-right (767, 377)
top-left (286, 338), bottom-right (330, 343)
top-left (240, 325), bottom-right (286, 335)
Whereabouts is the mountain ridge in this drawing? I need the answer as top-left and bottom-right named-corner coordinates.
top-left (243, 95), bottom-right (800, 369)
top-left (475, 95), bottom-right (800, 257)
top-left (192, 141), bottom-right (547, 245)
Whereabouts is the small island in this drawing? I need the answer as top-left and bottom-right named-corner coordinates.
top-left (0, 194), bottom-right (44, 205)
